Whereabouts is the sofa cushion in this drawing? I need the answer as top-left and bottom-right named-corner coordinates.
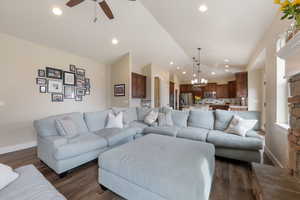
top-left (158, 112), bottom-right (173, 127)
top-left (177, 127), bottom-right (209, 142)
top-left (143, 126), bottom-right (179, 137)
top-left (34, 113), bottom-right (88, 137)
top-left (94, 127), bottom-right (137, 146)
top-left (188, 110), bottom-right (214, 130)
top-left (112, 107), bottom-right (138, 125)
top-left (0, 165), bottom-right (66, 200)
top-left (54, 133), bottom-right (107, 160)
top-left (171, 110), bottom-right (189, 128)
top-left (128, 121), bottom-right (148, 134)
top-left (84, 109), bottom-right (112, 132)
top-left (136, 107), bottom-right (152, 121)
top-left (214, 110), bottom-right (261, 131)
top-left (55, 117), bottom-right (79, 139)
top-left (106, 112), bottom-right (123, 129)
top-left (144, 110), bottom-right (159, 125)
top-left (225, 115), bottom-right (258, 137)
top-left (207, 130), bottom-right (263, 151)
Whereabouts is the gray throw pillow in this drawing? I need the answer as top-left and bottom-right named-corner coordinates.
top-left (158, 112), bottom-right (173, 127)
top-left (55, 116), bottom-right (79, 139)
top-left (171, 110), bottom-right (189, 128)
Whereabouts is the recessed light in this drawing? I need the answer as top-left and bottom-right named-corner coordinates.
top-left (193, 74), bottom-right (196, 77)
top-left (225, 69), bottom-right (230, 72)
top-left (225, 64), bottom-right (229, 68)
top-left (224, 59), bottom-right (230, 63)
top-left (170, 61), bottom-right (174, 65)
top-left (199, 5), bottom-right (208, 12)
top-left (211, 72), bottom-right (216, 75)
top-left (182, 71), bottom-right (186, 74)
top-left (52, 7), bottom-right (63, 16)
top-left (176, 66), bottom-right (180, 70)
top-left (112, 38), bottom-right (119, 45)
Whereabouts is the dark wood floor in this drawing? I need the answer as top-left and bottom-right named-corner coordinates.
top-left (0, 148), bottom-right (273, 200)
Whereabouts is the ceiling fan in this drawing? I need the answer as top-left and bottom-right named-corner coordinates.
top-left (66, 0), bottom-right (136, 20)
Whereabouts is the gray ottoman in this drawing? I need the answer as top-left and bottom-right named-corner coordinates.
top-left (98, 134), bottom-right (215, 200)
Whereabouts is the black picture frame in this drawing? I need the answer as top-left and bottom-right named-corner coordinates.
top-left (76, 68), bottom-right (85, 76)
top-left (76, 79), bottom-right (85, 88)
top-left (75, 96), bottom-right (82, 102)
top-left (46, 67), bottom-right (63, 79)
top-left (85, 78), bottom-right (90, 88)
top-left (38, 69), bottom-right (46, 77)
top-left (40, 86), bottom-right (47, 93)
top-left (69, 64), bottom-right (76, 72)
top-left (114, 84), bottom-right (125, 97)
top-left (64, 86), bottom-right (75, 99)
top-left (76, 74), bottom-right (85, 81)
top-left (85, 88), bottom-right (90, 95)
top-left (52, 93), bottom-right (64, 102)
top-left (48, 79), bottom-right (63, 93)
top-left (36, 78), bottom-right (47, 85)
top-left (76, 88), bottom-right (86, 96)
top-left (63, 71), bottom-right (76, 86)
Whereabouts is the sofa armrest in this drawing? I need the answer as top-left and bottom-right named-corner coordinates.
top-left (38, 136), bottom-right (68, 149)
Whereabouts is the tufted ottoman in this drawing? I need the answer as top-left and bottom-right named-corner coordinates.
top-left (98, 134), bottom-right (215, 200)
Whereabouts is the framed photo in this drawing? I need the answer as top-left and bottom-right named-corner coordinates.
top-left (38, 69), bottom-right (45, 77)
top-left (36, 78), bottom-right (47, 85)
top-left (69, 64), bottom-right (76, 72)
top-left (75, 96), bottom-right (82, 101)
top-left (76, 74), bottom-right (85, 81)
top-left (64, 86), bottom-right (75, 99)
top-left (76, 79), bottom-right (85, 88)
top-left (114, 84), bottom-right (125, 97)
top-left (52, 93), bottom-right (64, 102)
top-left (85, 78), bottom-right (90, 88)
top-left (40, 86), bottom-right (47, 93)
top-left (46, 67), bottom-right (63, 79)
top-left (63, 71), bottom-right (76, 86)
top-left (76, 68), bottom-right (85, 76)
top-left (76, 88), bottom-right (86, 96)
top-left (85, 88), bottom-right (90, 95)
top-left (48, 79), bottom-right (63, 93)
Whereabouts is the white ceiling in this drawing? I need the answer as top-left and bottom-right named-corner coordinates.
top-left (0, 0), bottom-right (278, 82)
top-left (0, 0), bottom-right (189, 68)
top-left (140, 0), bottom-right (278, 81)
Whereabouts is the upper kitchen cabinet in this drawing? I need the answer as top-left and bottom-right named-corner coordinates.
top-left (132, 72), bottom-right (146, 99)
top-left (235, 72), bottom-right (248, 98)
top-left (228, 81), bottom-right (237, 98)
top-left (217, 84), bottom-right (229, 98)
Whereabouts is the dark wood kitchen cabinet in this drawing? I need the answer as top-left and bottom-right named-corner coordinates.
top-left (217, 84), bottom-right (229, 98)
top-left (235, 72), bottom-right (248, 98)
top-left (132, 73), bottom-right (146, 98)
top-left (228, 81), bottom-right (237, 98)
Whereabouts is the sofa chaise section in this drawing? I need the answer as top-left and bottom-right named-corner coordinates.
top-left (0, 165), bottom-right (66, 200)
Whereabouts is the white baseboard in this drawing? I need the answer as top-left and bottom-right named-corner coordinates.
top-left (0, 141), bottom-right (37, 155)
top-left (264, 146), bottom-right (284, 168)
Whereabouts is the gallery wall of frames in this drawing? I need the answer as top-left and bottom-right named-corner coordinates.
top-left (36, 65), bottom-right (91, 102)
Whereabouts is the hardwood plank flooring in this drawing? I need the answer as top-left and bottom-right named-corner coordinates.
top-left (0, 148), bottom-right (273, 200)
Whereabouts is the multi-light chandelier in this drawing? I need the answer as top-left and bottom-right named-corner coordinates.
top-left (191, 48), bottom-right (208, 86)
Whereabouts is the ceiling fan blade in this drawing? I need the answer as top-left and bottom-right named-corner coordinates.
top-left (66, 0), bottom-right (85, 7)
top-left (99, 0), bottom-right (114, 20)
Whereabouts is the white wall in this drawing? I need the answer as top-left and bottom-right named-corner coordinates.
top-left (151, 64), bottom-right (170, 107)
top-left (247, 13), bottom-right (291, 167)
top-left (110, 53), bottom-right (132, 107)
top-left (248, 68), bottom-right (264, 111)
top-left (0, 33), bottom-right (109, 149)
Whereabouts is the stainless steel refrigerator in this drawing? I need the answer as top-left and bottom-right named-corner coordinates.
top-left (180, 93), bottom-right (193, 107)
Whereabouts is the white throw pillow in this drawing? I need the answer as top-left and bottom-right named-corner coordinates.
top-left (158, 112), bottom-right (173, 127)
top-left (0, 164), bottom-right (19, 190)
top-left (225, 115), bottom-right (257, 137)
top-left (106, 112), bottom-right (123, 129)
top-left (144, 110), bottom-right (159, 125)
top-left (55, 116), bottom-right (79, 139)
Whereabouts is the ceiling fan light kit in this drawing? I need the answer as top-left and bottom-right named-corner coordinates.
top-left (66, 0), bottom-right (136, 20)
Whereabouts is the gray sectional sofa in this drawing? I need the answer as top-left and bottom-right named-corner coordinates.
top-left (34, 107), bottom-right (264, 175)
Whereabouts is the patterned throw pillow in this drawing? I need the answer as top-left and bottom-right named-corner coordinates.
top-left (225, 115), bottom-right (257, 137)
top-left (106, 112), bottom-right (123, 129)
top-left (55, 116), bottom-right (79, 139)
top-left (158, 112), bottom-right (173, 127)
top-left (144, 110), bottom-right (159, 125)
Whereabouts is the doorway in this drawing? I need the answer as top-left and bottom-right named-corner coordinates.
top-left (169, 82), bottom-right (175, 109)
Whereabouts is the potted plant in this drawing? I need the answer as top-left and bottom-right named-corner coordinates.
top-left (275, 0), bottom-right (300, 40)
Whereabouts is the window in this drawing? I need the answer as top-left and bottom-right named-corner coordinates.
top-left (276, 38), bottom-right (289, 125)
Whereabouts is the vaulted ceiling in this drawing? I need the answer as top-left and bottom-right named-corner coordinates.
top-left (0, 0), bottom-right (277, 81)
